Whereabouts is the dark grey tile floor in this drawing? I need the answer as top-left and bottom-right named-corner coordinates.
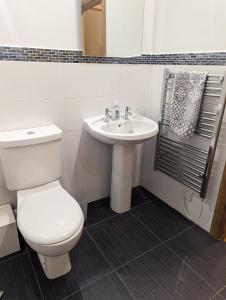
top-left (1, 187), bottom-right (226, 300)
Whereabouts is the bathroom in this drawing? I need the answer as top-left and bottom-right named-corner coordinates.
top-left (0, 0), bottom-right (226, 299)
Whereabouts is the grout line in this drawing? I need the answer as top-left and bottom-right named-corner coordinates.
top-left (209, 292), bottom-right (224, 300)
top-left (27, 251), bottom-right (45, 300)
top-left (87, 225), bottom-right (163, 272)
top-left (130, 199), bottom-right (157, 211)
top-left (62, 238), bottom-right (163, 300)
top-left (161, 224), bottom-right (196, 244)
top-left (129, 210), bottom-right (218, 293)
top-left (61, 229), bottom-right (118, 300)
top-left (164, 243), bottom-right (219, 294)
top-left (209, 286), bottom-right (226, 300)
top-left (114, 271), bottom-right (137, 300)
top-left (84, 213), bottom-right (120, 229)
top-left (113, 242), bottom-right (163, 273)
top-left (85, 228), bottom-right (115, 270)
top-left (128, 210), bottom-right (220, 294)
top-left (63, 201), bottom-right (195, 300)
top-left (64, 197), bottom-right (204, 299)
top-left (129, 210), bottom-right (163, 242)
top-left (0, 251), bottom-right (28, 265)
top-left (61, 269), bottom-right (116, 300)
top-left (129, 209), bottom-right (196, 244)
top-left (84, 199), bottom-right (155, 230)
top-left (128, 210), bottom-right (219, 298)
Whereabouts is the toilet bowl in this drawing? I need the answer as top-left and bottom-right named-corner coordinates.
top-left (17, 180), bottom-right (84, 279)
top-left (0, 125), bottom-right (84, 279)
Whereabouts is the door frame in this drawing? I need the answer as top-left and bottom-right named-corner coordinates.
top-left (210, 162), bottom-right (226, 239)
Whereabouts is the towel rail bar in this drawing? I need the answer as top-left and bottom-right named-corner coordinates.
top-left (155, 68), bottom-right (226, 198)
top-left (158, 160), bottom-right (203, 184)
top-left (159, 139), bottom-right (208, 159)
top-left (198, 116), bottom-right (215, 122)
top-left (162, 109), bottom-right (216, 117)
top-left (161, 116), bottom-right (216, 128)
top-left (165, 88), bottom-right (220, 97)
top-left (158, 164), bottom-right (202, 189)
top-left (159, 135), bottom-right (208, 154)
top-left (158, 167), bottom-right (202, 193)
top-left (158, 151), bottom-right (206, 171)
top-left (160, 120), bottom-right (213, 137)
top-left (168, 73), bottom-right (224, 80)
top-left (162, 104), bottom-right (217, 116)
top-left (161, 117), bottom-right (215, 129)
top-left (159, 155), bottom-right (205, 174)
top-left (166, 84), bottom-right (222, 92)
top-left (159, 143), bottom-right (207, 164)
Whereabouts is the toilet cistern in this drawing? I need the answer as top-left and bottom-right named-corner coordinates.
top-left (84, 109), bottom-right (159, 213)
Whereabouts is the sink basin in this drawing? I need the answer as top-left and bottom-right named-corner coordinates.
top-left (84, 116), bottom-right (158, 144)
top-left (84, 115), bottom-right (159, 214)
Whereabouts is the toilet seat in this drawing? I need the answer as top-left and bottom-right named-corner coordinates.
top-left (17, 181), bottom-right (84, 245)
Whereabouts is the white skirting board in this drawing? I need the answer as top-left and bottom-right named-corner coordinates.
top-left (0, 204), bottom-right (20, 258)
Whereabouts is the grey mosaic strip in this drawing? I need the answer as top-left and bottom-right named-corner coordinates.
top-left (149, 52), bottom-right (226, 66)
top-left (0, 46), bottom-right (226, 65)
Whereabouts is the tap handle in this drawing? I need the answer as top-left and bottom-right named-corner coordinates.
top-left (104, 108), bottom-right (112, 122)
top-left (105, 108), bottom-right (111, 115)
top-left (125, 106), bottom-right (132, 113)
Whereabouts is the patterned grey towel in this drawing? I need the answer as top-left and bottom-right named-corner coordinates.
top-left (170, 71), bottom-right (207, 138)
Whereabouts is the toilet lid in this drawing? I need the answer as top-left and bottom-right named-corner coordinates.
top-left (17, 184), bottom-right (84, 245)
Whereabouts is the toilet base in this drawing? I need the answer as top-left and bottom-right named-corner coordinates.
top-left (38, 253), bottom-right (71, 279)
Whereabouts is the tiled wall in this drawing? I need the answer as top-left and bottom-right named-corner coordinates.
top-left (0, 61), bottom-right (150, 207)
top-left (0, 46), bottom-right (226, 233)
top-left (0, 46), bottom-right (226, 65)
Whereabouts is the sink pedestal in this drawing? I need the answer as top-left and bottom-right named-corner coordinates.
top-left (110, 144), bottom-right (135, 213)
top-left (84, 115), bottom-right (159, 213)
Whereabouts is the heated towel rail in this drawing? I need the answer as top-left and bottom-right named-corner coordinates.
top-left (154, 68), bottom-right (226, 198)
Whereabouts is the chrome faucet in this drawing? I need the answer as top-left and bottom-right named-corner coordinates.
top-left (113, 109), bottom-right (120, 120)
top-left (124, 106), bottom-right (132, 119)
top-left (104, 108), bottom-right (112, 122)
top-left (104, 102), bottom-right (122, 122)
top-left (111, 101), bottom-right (120, 120)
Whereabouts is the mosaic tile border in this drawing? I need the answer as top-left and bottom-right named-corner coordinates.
top-left (0, 46), bottom-right (226, 65)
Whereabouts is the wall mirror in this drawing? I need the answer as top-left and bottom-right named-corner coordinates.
top-left (81, 0), bottom-right (145, 57)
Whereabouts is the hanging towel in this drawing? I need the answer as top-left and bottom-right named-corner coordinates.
top-left (170, 71), bottom-right (207, 138)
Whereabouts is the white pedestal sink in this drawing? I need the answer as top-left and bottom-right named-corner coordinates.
top-left (84, 115), bottom-right (158, 213)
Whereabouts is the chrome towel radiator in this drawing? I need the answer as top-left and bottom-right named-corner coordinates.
top-left (154, 68), bottom-right (226, 198)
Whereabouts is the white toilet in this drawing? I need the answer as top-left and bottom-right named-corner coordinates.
top-left (0, 125), bottom-right (84, 279)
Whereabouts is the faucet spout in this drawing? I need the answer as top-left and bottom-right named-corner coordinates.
top-left (124, 106), bottom-right (132, 119)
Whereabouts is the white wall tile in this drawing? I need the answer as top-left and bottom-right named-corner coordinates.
top-left (0, 61), bottom-right (148, 207)
top-left (0, 0), bottom-right (81, 50)
top-left (61, 129), bottom-right (112, 202)
top-left (119, 93), bottom-right (146, 115)
top-left (0, 62), bottom-right (121, 102)
top-left (143, 0), bottom-right (226, 54)
top-left (119, 65), bottom-right (152, 95)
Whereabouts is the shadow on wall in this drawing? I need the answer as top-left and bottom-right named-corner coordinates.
top-left (62, 129), bottom-right (112, 204)
top-left (0, 159), bottom-right (16, 208)
top-left (208, 116), bottom-right (226, 207)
